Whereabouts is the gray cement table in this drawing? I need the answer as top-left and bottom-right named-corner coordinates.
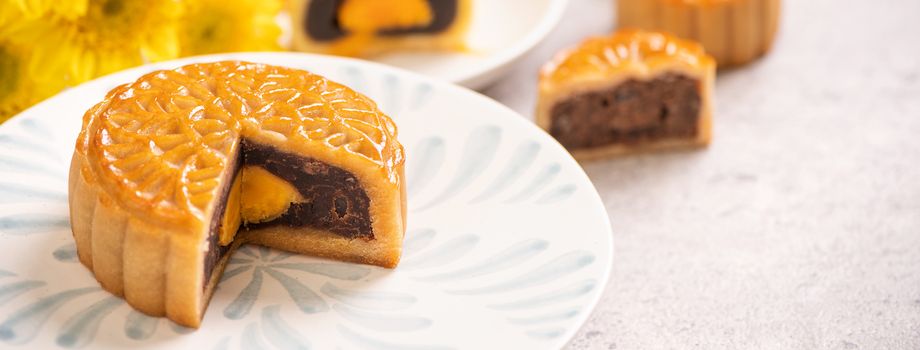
top-left (481, 0), bottom-right (920, 348)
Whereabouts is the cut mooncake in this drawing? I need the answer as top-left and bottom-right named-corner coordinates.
top-left (617, 0), bottom-right (781, 66)
top-left (536, 29), bottom-right (715, 160)
top-left (288, 0), bottom-right (473, 57)
top-left (68, 61), bottom-right (406, 327)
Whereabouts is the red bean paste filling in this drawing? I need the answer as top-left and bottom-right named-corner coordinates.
top-left (204, 140), bottom-right (374, 287)
top-left (549, 73), bottom-right (701, 150)
top-left (204, 149), bottom-right (242, 287)
top-left (240, 140), bottom-right (373, 239)
top-left (305, 0), bottom-right (458, 41)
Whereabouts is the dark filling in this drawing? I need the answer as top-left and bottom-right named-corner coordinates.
top-left (305, 0), bottom-right (345, 41)
top-left (202, 226), bottom-right (234, 289)
top-left (204, 149), bottom-right (242, 287)
top-left (241, 140), bottom-right (373, 240)
top-left (304, 0), bottom-right (458, 42)
top-left (549, 74), bottom-right (702, 150)
top-left (202, 140), bottom-right (373, 288)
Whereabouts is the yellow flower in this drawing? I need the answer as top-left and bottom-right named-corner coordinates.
top-left (1, 0), bottom-right (285, 122)
top-left (178, 0), bottom-right (281, 56)
top-left (0, 5), bottom-right (69, 122)
top-left (0, 38), bottom-right (65, 122)
top-left (37, 0), bottom-right (183, 84)
top-left (0, 40), bottom-right (31, 121)
top-left (4, 0), bottom-right (88, 20)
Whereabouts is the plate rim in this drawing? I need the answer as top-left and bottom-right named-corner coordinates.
top-left (452, 0), bottom-right (571, 89)
top-left (2, 51), bottom-right (613, 349)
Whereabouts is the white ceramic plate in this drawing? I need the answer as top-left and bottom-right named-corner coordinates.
top-left (368, 0), bottom-right (569, 90)
top-left (0, 52), bottom-right (611, 349)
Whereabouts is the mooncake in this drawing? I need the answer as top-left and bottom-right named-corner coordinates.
top-left (617, 0), bottom-right (781, 66)
top-left (288, 0), bottom-right (473, 57)
top-left (69, 61), bottom-right (406, 327)
top-left (536, 30), bottom-right (715, 159)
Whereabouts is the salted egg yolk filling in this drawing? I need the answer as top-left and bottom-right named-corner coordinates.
top-left (338, 0), bottom-right (433, 32)
top-left (218, 166), bottom-right (304, 246)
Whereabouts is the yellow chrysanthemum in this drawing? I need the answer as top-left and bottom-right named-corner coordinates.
top-left (0, 5), bottom-right (69, 122)
top-left (0, 40), bottom-right (32, 121)
top-left (1, 0), bottom-right (285, 123)
top-left (0, 38), bottom-right (65, 122)
top-left (36, 0), bottom-right (183, 84)
top-left (4, 0), bottom-right (88, 20)
top-left (178, 0), bottom-right (281, 56)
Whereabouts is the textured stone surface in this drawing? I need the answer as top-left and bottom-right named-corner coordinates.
top-left (483, 0), bottom-right (920, 348)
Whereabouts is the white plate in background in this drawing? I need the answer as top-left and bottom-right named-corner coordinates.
top-left (370, 0), bottom-right (569, 90)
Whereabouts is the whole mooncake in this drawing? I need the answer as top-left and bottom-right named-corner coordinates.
top-left (617, 0), bottom-right (781, 66)
top-left (536, 29), bottom-right (715, 160)
top-left (69, 61), bottom-right (406, 327)
top-left (288, 0), bottom-right (473, 57)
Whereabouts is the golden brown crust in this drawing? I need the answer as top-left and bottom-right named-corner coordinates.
top-left (287, 0), bottom-right (473, 57)
top-left (69, 61), bottom-right (407, 328)
top-left (617, 0), bottom-right (781, 66)
top-left (539, 29), bottom-right (714, 89)
top-left (68, 153), bottom-right (95, 269)
top-left (89, 194), bottom-right (127, 295)
top-left (246, 225), bottom-right (400, 268)
top-left (536, 30), bottom-right (715, 160)
top-left (122, 219), bottom-right (169, 318)
top-left (566, 121), bottom-right (711, 161)
top-left (78, 61), bottom-right (403, 227)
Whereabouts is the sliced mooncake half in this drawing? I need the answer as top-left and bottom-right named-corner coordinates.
top-left (537, 29), bottom-right (716, 160)
top-left (288, 0), bottom-right (473, 57)
top-left (69, 61), bottom-right (406, 327)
